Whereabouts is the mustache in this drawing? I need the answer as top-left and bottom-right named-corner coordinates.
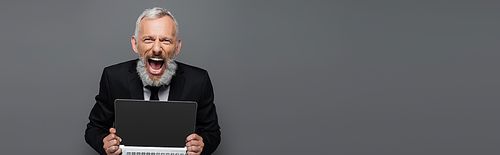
top-left (144, 54), bottom-right (167, 60)
top-left (136, 58), bottom-right (178, 87)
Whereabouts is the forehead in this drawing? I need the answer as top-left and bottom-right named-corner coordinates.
top-left (139, 16), bottom-right (176, 37)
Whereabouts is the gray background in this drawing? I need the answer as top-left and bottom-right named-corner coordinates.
top-left (0, 0), bottom-right (499, 154)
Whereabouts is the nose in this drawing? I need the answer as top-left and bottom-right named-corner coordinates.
top-left (152, 40), bottom-right (162, 56)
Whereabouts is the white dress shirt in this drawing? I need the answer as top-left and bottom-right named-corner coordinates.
top-left (142, 85), bottom-right (170, 101)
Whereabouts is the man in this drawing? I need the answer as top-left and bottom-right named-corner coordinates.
top-left (85, 7), bottom-right (221, 155)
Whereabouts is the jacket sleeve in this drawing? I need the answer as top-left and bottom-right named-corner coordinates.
top-left (85, 68), bottom-right (114, 155)
top-left (85, 64), bottom-right (221, 155)
top-left (196, 72), bottom-right (221, 155)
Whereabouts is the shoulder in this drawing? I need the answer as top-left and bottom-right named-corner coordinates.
top-left (103, 59), bottom-right (137, 74)
top-left (173, 61), bottom-right (214, 100)
top-left (175, 61), bottom-right (209, 76)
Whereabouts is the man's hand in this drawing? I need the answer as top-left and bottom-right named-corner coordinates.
top-left (103, 128), bottom-right (122, 155)
top-left (186, 133), bottom-right (204, 155)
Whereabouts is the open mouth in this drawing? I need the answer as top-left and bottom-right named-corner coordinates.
top-left (148, 57), bottom-right (165, 75)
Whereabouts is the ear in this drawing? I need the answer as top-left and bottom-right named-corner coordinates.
top-left (131, 36), bottom-right (138, 53)
top-left (175, 39), bottom-right (182, 56)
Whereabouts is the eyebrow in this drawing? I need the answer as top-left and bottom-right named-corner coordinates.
top-left (160, 37), bottom-right (174, 40)
top-left (141, 36), bottom-right (174, 40)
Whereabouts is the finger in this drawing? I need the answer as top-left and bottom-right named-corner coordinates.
top-left (103, 133), bottom-right (118, 143)
top-left (186, 133), bottom-right (202, 142)
top-left (105, 145), bottom-right (120, 154)
top-left (186, 151), bottom-right (199, 155)
top-left (111, 148), bottom-right (122, 155)
top-left (186, 145), bottom-right (203, 154)
top-left (187, 150), bottom-right (201, 155)
top-left (109, 147), bottom-right (122, 155)
top-left (186, 140), bottom-right (204, 154)
top-left (186, 140), bottom-right (204, 147)
top-left (109, 128), bottom-right (116, 134)
top-left (103, 128), bottom-right (117, 142)
top-left (103, 134), bottom-right (113, 143)
top-left (109, 128), bottom-right (122, 142)
top-left (103, 129), bottom-right (122, 143)
top-left (103, 139), bottom-right (120, 150)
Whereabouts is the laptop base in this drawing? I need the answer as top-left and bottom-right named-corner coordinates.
top-left (120, 145), bottom-right (187, 155)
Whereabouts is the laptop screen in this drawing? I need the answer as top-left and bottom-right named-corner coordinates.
top-left (114, 99), bottom-right (197, 147)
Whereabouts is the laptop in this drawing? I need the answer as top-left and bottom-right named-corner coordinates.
top-left (114, 99), bottom-right (197, 155)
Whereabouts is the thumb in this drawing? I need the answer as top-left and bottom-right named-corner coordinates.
top-left (109, 128), bottom-right (116, 134)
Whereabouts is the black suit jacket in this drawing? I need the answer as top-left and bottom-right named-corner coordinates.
top-left (85, 59), bottom-right (221, 155)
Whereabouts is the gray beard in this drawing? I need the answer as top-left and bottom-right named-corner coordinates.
top-left (136, 57), bottom-right (177, 87)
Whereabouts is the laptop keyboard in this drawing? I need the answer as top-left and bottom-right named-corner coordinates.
top-left (120, 145), bottom-right (187, 155)
top-left (126, 152), bottom-right (186, 155)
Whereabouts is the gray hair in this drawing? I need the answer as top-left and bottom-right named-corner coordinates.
top-left (134, 7), bottom-right (179, 41)
top-left (136, 57), bottom-right (177, 87)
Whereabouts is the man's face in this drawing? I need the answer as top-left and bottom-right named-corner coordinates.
top-left (131, 16), bottom-right (181, 82)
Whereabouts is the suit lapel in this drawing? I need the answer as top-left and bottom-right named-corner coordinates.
top-left (126, 60), bottom-right (184, 100)
top-left (127, 59), bottom-right (144, 100)
top-left (169, 62), bottom-right (185, 101)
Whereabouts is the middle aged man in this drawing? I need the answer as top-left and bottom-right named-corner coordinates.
top-left (85, 7), bottom-right (221, 155)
